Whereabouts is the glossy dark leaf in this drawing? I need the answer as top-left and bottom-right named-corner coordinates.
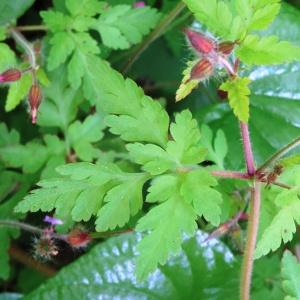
top-left (24, 231), bottom-right (239, 300)
top-left (0, 1), bottom-right (35, 25)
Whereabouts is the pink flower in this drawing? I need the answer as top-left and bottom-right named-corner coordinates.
top-left (133, 1), bottom-right (145, 8)
top-left (44, 215), bottom-right (63, 225)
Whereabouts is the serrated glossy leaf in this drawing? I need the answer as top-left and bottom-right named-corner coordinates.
top-left (237, 35), bottom-right (300, 65)
top-left (220, 77), bottom-right (251, 122)
top-left (40, 10), bottom-right (70, 32)
top-left (92, 5), bottom-right (160, 50)
top-left (65, 0), bottom-right (104, 17)
top-left (22, 232), bottom-right (238, 300)
top-left (281, 251), bottom-right (300, 300)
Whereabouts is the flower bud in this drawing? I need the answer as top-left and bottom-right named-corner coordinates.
top-left (190, 58), bottom-right (214, 81)
top-left (32, 235), bottom-right (58, 262)
top-left (218, 42), bottom-right (235, 55)
top-left (29, 84), bottom-right (42, 124)
top-left (0, 68), bottom-right (22, 83)
top-left (184, 29), bottom-right (215, 54)
top-left (133, 1), bottom-right (145, 8)
top-left (66, 228), bottom-right (91, 249)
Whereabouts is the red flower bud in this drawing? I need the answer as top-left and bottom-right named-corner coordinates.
top-left (190, 58), bottom-right (214, 81)
top-left (29, 84), bottom-right (42, 124)
top-left (0, 69), bottom-right (22, 83)
top-left (184, 29), bottom-right (215, 54)
top-left (66, 228), bottom-right (91, 249)
top-left (218, 42), bottom-right (235, 55)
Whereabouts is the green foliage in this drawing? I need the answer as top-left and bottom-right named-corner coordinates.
top-left (237, 35), bottom-right (300, 65)
top-left (255, 166), bottom-right (300, 258)
top-left (42, 2), bottom-right (159, 98)
top-left (220, 77), bottom-right (251, 123)
top-left (281, 251), bottom-right (300, 300)
top-left (91, 5), bottom-right (161, 49)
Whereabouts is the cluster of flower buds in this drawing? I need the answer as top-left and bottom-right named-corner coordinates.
top-left (0, 67), bottom-right (42, 124)
top-left (184, 29), bottom-right (236, 82)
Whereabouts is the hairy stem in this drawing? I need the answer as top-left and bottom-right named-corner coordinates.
top-left (240, 181), bottom-right (261, 300)
top-left (122, 2), bottom-right (186, 73)
top-left (257, 136), bottom-right (300, 172)
top-left (211, 170), bottom-right (250, 180)
top-left (240, 122), bottom-right (256, 176)
top-left (10, 29), bottom-right (37, 70)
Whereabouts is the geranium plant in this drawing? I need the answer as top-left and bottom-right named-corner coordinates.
top-left (1, 1), bottom-right (300, 299)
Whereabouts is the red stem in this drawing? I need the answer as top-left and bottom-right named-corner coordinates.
top-left (211, 170), bottom-right (250, 179)
top-left (240, 122), bottom-right (256, 176)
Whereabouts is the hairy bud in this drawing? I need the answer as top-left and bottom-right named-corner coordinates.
top-left (0, 69), bottom-right (22, 83)
top-left (190, 58), bottom-right (214, 81)
top-left (184, 29), bottom-right (215, 54)
top-left (67, 228), bottom-right (92, 249)
top-left (29, 84), bottom-right (42, 124)
top-left (218, 42), bottom-right (235, 55)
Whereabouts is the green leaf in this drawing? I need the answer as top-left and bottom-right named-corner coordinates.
top-left (136, 193), bottom-right (197, 280)
top-left (92, 5), bottom-right (160, 50)
top-left (87, 56), bottom-right (169, 147)
top-left (0, 0), bottom-right (35, 25)
top-left (15, 163), bottom-right (148, 229)
top-left (68, 114), bottom-right (105, 161)
top-left (183, 0), bottom-right (243, 40)
top-left (200, 125), bottom-right (228, 169)
top-left (237, 35), bottom-right (300, 65)
top-left (126, 143), bottom-right (175, 175)
top-left (0, 43), bottom-right (16, 71)
top-left (22, 232), bottom-right (239, 300)
top-left (255, 184), bottom-right (300, 258)
top-left (167, 110), bottom-right (207, 165)
top-left (180, 169), bottom-right (223, 226)
top-left (65, 0), bottom-right (105, 17)
top-left (281, 251), bottom-right (300, 300)
top-left (175, 60), bottom-right (199, 102)
top-left (40, 10), bottom-right (70, 32)
top-left (220, 77), bottom-right (251, 123)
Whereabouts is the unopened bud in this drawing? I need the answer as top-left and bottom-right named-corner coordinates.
top-left (0, 69), bottom-right (22, 83)
top-left (29, 84), bottom-right (42, 124)
top-left (184, 29), bottom-right (215, 54)
top-left (67, 228), bottom-right (91, 249)
top-left (218, 42), bottom-right (235, 55)
top-left (190, 58), bottom-right (214, 81)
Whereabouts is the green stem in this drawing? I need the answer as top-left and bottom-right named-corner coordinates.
top-left (240, 181), bottom-right (261, 300)
top-left (13, 25), bottom-right (48, 32)
top-left (122, 2), bottom-right (186, 74)
top-left (257, 136), bottom-right (300, 172)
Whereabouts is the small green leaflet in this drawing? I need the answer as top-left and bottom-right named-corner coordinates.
top-left (91, 5), bottom-right (160, 50)
top-left (0, 42), bottom-right (16, 71)
top-left (237, 35), bottom-right (300, 65)
top-left (126, 110), bottom-right (207, 175)
top-left (15, 162), bottom-right (149, 231)
top-left (281, 251), bottom-right (300, 300)
top-left (175, 60), bottom-right (199, 102)
top-left (183, 0), bottom-right (243, 41)
top-left (220, 77), bottom-right (251, 123)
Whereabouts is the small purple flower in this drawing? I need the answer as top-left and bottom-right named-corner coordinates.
top-left (44, 215), bottom-right (63, 226)
top-left (133, 1), bottom-right (145, 8)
